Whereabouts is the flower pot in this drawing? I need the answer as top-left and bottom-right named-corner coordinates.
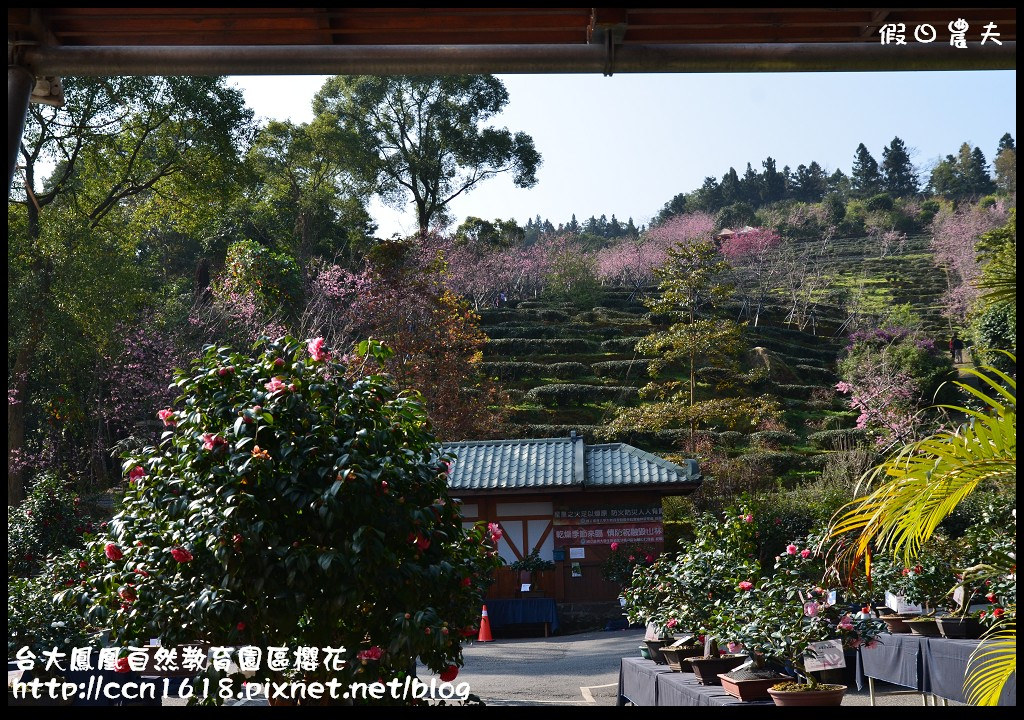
top-left (767, 683), bottom-right (847, 706)
top-left (879, 614), bottom-right (916, 633)
top-left (660, 645), bottom-right (702, 673)
top-left (639, 645), bottom-right (651, 660)
top-left (719, 671), bottom-right (791, 701)
top-left (906, 617), bottom-right (942, 637)
top-left (936, 616), bottom-right (983, 639)
top-left (685, 654), bottom-right (746, 685)
top-left (644, 639), bottom-right (673, 664)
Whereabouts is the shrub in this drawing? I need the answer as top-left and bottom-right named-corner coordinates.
top-left (774, 384), bottom-right (819, 400)
top-left (525, 384), bottom-right (639, 407)
top-left (8, 473), bottom-right (88, 578)
top-left (732, 450), bottom-right (804, 479)
top-left (9, 552), bottom-right (96, 660)
top-left (718, 431), bottom-right (747, 448)
top-left (591, 359), bottom-right (651, 381)
top-left (547, 362), bottom-right (591, 380)
top-left (481, 361), bottom-right (544, 381)
top-left (748, 430), bottom-right (799, 450)
top-left (807, 428), bottom-right (869, 450)
top-left (866, 193), bottom-right (894, 212)
top-left (793, 364), bottom-right (835, 383)
top-left (66, 337), bottom-right (501, 693)
top-left (513, 424), bottom-right (601, 441)
top-left (601, 337), bottom-right (646, 352)
top-left (484, 338), bottom-right (599, 356)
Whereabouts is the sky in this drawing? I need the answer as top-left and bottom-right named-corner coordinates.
top-left (229, 71), bottom-right (1016, 238)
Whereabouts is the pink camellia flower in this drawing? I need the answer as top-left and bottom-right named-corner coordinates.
top-left (157, 409), bottom-right (177, 427)
top-left (727, 641), bottom-right (743, 654)
top-left (865, 640), bottom-right (879, 650)
top-left (201, 433), bottom-right (227, 451)
top-left (307, 337), bottom-right (331, 362)
top-left (800, 549), bottom-right (812, 559)
top-left (610, 542), bottom-right (619, 551)
top-left (170, 547), bottom-right (194, 563)
top-left (264, 377), bottom-right (288, 394)
top-left (628, 555), bottom-right (635, 562)
top-left (738, 581), bottom-right (754, 591)
top-left (786, 544), bottom-right (798, 555)
top-left (439, 665), bottom-right (459, 682)
top-left (645, 554), bottom-right (655, 563)
top-left (743, 514), bottom-right (754, 523)
top-left (105, 543), bottom-right (124, 561)
top-left (666, 618), bottom-right (678, 629)
top-left (127, 466), bottom-right (146, 485)
top-left (356, 646), bottom-right (383, 661)
top-left (487, 522), bottom-right (503, 543)
top-left (804, 601), bottom-right (819, 617)
top-left (838, 615), bottom-right (855, 631)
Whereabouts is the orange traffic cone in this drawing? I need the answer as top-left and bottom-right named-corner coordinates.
top-left (477, 604), bottom-right (494, 642)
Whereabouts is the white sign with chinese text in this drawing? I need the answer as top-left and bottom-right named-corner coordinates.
top-left (803, 639), bottom-right (846, 672)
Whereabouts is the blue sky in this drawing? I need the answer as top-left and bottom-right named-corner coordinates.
top-left (230, 70), bottom-right (1016, 237)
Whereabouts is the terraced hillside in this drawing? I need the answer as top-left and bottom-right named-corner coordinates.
top-left (476, 233), bottom-right (951, 482)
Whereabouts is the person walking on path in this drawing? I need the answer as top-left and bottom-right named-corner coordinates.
top-left (950, 332), bottom-right (964, 363)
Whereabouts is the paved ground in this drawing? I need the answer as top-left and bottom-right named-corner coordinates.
top-left (163, 626), bottom-right (961, 706)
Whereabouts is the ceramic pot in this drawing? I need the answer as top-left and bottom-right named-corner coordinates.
top-left (659, 645), bottom-right (702, 673)
top-left (879, 614), bottom-right (916, 633)
top-left (767, 684), bottom-right (847, 706)
top-left (685, 654), bottom-right (746, 685)
top-left (719, 673), bottom-right (791, 701)
top-left (907, 617), bottom-right (942, 637)
top-left (936, 616), bottom-right (983, 639)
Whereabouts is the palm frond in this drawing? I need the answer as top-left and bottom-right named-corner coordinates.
top-left (965, 623), bottom-right (1016, 706)
top-left (830, 357), bottom-right (1015, 566)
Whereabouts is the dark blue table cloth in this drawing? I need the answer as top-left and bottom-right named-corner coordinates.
top-left (617, 657), bottom-right (676, 706)
top-left (483, 598), bottom-right (559, 634)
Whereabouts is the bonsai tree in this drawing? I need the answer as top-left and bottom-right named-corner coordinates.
top-left (888, 536), bottom-right (957, 613)
top-left (730, 537), bottom-right (886, 689)
top-left (623, 554), bottom-right (677, 637)
top-left (62, 336), bottom-right (501, 703)
top-left (601, 542), bottom-right (657, 589)
top-left (659, 509), bottom-right (760, 654)
top-left (508, 549), bottom-right (556, 573)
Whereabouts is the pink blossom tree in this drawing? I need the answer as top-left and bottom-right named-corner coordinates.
top-left (931, 200), bottom-right (1009, 324)
top-left (719, 227), bottom-right (783, 327)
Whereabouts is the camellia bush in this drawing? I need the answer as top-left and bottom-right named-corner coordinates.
top-left (62, 336), bottom-right (501, 703)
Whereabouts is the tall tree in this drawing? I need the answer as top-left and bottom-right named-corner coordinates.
top-left (245, 118), bottom-right (375, 262)
top-left (966, 146), bottom-right (997, 196)
top-left (740, 163), bottom-right (761, 206)
top-left (8, 76), bottom-right (252, 504)
top-left (761, 157), bottom-right (786, 204)
top-left (996, 132), bottom-right (1015, 155)
top-left (994, 145), bottom-right (1016, 194)
top-left (851, 143), bottom-right (884, 198)
top-left (720, 167), bottom-right (741, 205)
top-left (312, 75), bottom-right (540, 234)
top-left (793, 162), bottom-right (828, 203)
top-left (882, 136), bottom-right (919, 196)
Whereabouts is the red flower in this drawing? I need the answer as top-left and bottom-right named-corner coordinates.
top-left (307, 337), bottom-right (331, 362)
top-left (666, 618), bottom-right (678, 629)
top-left (628, 555), bottom-right (635, 562)
top-left (901, 568), bottom-right (910, 576)
top-left (415, 534), bottom-right (431, 551)
top-left (128, 466), bottom-right (146, 484)
top-left (237, 622), bottom-right (246, 631)
top-left (645, 554), bottom-right (655, 563)
top-left (170, 547), bottom-right (194, 563)
top-left (201, 433), bottom-right (227, 451)
top-left (993, 608), bottom-right (1005, 618)
top-left (986, 592), bottom-right (997, 603)
top-left (78, 560), bottom-right (88, 569)
top-left (115, 657), bottom-right (131, 673)
top-left (157, 409), bottom-right (177, 427)
top-left (461, 577), bottom-right (472, 587)
top-left (738, 581), bottom-right (754, 591)
top-left (105, 543), bottom-right (124, 561)
top-left (439, 665), bottom-right (459, 682)
top-left (460, 627), bottom-right (477, 637)
top-left (610, 542), bottom-right (619, 551)
top-left (218, 366), bottom-right (234, 377)
top-left (134, 568), bottom-right (150, 578)
top-left (487, 522), bottom-right (503, 543)
top-left (119, 587), bottom-right (137, 603)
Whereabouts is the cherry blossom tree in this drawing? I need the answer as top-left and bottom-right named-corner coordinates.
top-left (719, 227), bottom-right (783, 327)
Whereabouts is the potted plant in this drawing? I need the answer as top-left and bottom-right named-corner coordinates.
top-left (884, 537), bottom-right (956, 637)
top-left (508, 549), bottom-right (555, 594)
top-left (737, 538), bottom-right (886, 706)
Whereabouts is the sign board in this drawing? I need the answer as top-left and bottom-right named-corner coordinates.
top-left (520, 583), bottom-right (532, 592)
top-left (553, 504), bottom-right (662, 525)
top-left (553, 524), bottom-right (663, 546)
top-left (803, 639), bottom-right (846, 672)
top-left (885, 591), bottom-right (922, 615)
top-left (569, 547), bottom-right (585, 559)
top-left (570, 562), bottom-right (583, 578)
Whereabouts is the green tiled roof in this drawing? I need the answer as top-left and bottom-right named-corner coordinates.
top-left (441, 434), bottom-right (700, 492)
